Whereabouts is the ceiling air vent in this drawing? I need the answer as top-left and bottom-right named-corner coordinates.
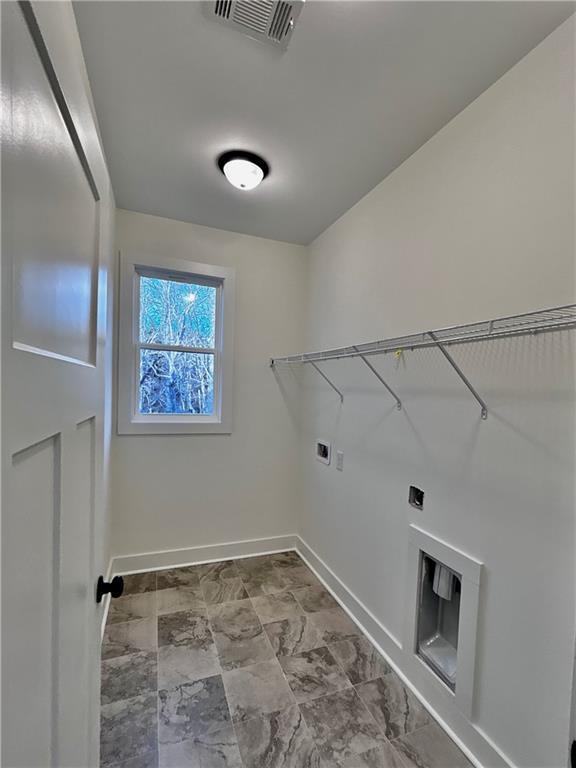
top-left (204, 0), bottom-right (304, 50)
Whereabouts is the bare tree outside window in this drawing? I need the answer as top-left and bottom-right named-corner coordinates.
top-left (138, 274), bottom-right (217, 414)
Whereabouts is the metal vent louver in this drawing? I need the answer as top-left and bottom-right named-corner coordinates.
top-left (204, 0), bottom-right (304, 49)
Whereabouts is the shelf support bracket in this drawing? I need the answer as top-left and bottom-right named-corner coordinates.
top-left (354, 347), bottom-right (401, 410)
top-left (428, 332), bottom-right (488, 419)
top-left (309, 362), bottom-right (344, 403)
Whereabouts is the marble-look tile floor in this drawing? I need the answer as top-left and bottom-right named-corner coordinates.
top-left (100, 552), bottom-right (473, 768)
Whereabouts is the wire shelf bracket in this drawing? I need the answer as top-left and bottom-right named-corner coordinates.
top-left (354, 346), bottom-right (402, 410)
top-left (427, 331), bottom-right (488, 420)
top-left (270, 304), bottom-right (576, 420)
top-left (310, 361), bottom-right (344, 403)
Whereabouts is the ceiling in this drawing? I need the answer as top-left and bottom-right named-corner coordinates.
top-left (74, 1), bottom-right (574, 245)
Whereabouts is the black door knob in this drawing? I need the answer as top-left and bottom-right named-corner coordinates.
top-left (96, 575), bottom-right (124, 603)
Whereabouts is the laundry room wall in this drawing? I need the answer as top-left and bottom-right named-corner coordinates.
top-left (111, 210), bottom-right (307, 559)
top-left (293, 17), bottom-right (575, 768)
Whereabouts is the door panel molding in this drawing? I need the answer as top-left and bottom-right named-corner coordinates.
top-left (17, 0), bottom-right (100, 202)
top-left (6, 434), bottom-right (62, 768)
top-left (7, 1), bottom-right (100, 366)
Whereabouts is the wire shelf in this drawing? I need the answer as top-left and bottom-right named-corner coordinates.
top-left (270, 304), bottom-right (576, 419)
top-left (271, 304), bottom-right (576, 365)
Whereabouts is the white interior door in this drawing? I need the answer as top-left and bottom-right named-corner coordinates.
top-left (2, 3), bottom-right (110, 766)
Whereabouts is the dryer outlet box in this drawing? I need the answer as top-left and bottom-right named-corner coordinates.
top-left (316, 440), bottom-right (331, 465)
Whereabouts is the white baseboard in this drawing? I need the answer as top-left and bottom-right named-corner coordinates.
top-left (111, 533), bottom-right (298, 575)
top-left (105, 532), bottom-right (514, 768)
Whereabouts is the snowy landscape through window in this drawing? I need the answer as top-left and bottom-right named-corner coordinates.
top-left (138, 273), bottom-right (218, 415)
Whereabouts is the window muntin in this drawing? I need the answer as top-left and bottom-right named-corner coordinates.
top-left (136, 270), bottom-right (221, 417)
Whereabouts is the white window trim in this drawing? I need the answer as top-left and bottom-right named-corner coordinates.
top-left (117, 251), bottom-right (235, 435)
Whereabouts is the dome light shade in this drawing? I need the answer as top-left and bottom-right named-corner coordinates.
top-left (218, 150), bottom-right (269, 191)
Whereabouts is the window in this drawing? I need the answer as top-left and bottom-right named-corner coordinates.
top-left (138, 273), bottom-right (217, 415)
top-left (118, 253), bottom-right (235, 434)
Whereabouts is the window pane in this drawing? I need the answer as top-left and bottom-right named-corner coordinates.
top-left (139, 350), bottom-right (214, 415)
top-left (139, 275), bottom-right (216, 348)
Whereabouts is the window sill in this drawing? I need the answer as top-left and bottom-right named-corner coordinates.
top-left (117, 416), bottom-right (232, 436)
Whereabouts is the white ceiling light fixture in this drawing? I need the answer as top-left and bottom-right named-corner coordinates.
top-left (218, 150), bottom-right (270, 191)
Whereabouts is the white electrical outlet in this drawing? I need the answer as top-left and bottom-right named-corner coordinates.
top-left (336, 450), bottom-right (344, 471)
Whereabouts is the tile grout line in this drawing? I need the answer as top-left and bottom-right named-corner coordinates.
top-left (155, 576), bottom-right (237, 767)
top-left (154, 576), bottom-right (160, 768)
top-left (389, 719), bottom-right (438, 745)
top-left (205, 560), bottom-right (283, 768)
top-left (254, 560), bottom-right (372, 765)
top-left (322, 637), bottom-right (363, 685)
top-left (349, 666), bottom-right (438, 747)
top-left (340, 645), bottom-right (429, 768)
top-left (100, 577), bottom-right (159, 768)
top-left (230, 556), bottom-right (325, 763)
top-left (219, 650), bottom-right (248, 768)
